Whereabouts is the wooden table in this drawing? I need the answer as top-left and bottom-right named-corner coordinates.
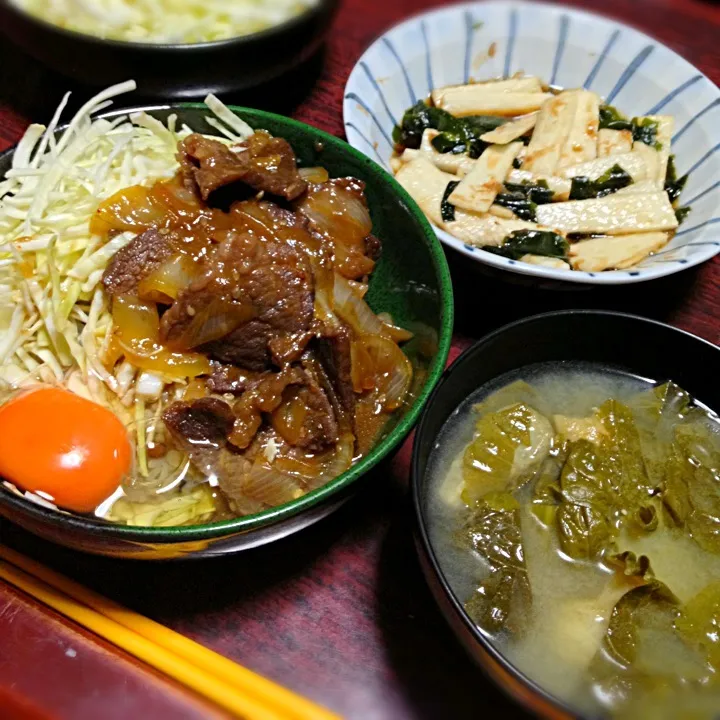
top-left (1, 0), bottom-right (719, 718)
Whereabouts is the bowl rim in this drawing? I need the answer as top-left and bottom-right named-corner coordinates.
top-left (1, 0), bottom-right (336, 51)
top-left (410, 309), bottom-right (720, 717)
top-left (0, 102), bottom-right (454, 542)
top-left (343, 0), bottom-right (720, 286)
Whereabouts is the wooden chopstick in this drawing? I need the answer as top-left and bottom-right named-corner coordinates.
top-left (0, 546), bottom-right (339, 720)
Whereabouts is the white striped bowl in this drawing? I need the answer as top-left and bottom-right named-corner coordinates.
top-left (344, 0), bottom-right (720, 285)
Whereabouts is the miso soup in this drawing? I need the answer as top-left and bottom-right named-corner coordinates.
top-left (426, 362), bottom-right (720, 718)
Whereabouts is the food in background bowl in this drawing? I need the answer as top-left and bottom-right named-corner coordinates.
top-left (426, 363), bottom-right (720, 718)
top-left (9, 0), bottom-right (320, 43)
top-left (0, 81), bottom-right (415, 528)
top-left (392, 76), bottom-right (691, 273)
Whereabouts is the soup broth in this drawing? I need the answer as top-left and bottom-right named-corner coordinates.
top-left (426, 362), bottom-right (720, 718)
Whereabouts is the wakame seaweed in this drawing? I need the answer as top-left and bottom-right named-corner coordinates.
top-left (482, 229), bottom-right (569, 261)
top-left (393, 100), bottom-right (505, 157)
top-left (569, 164), bottom-right (633, 200)
top-left (441, 180), bottom-right (460, 222)
top-left (493, 193), bottom-right (538, 221)
top-left (598, 104), bottom-right (634, 132)
top-left (598, 104), bottom-right (661, 149)
top-left (675, 206), bottom-right (692, 224)
top-left (665, 155), bottom-right (692, 223)
top-left (665, 155), bottom-right (688, 203)
top-left (497, 180), bottom-right (554, 219)
top-left (503, 180), bottom-right (554, 205)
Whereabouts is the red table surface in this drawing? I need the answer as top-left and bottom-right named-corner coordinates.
top-left (1, 0), bottom-right (719, 719)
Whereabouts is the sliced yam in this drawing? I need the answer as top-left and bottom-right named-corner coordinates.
top-left (536, 192), bottom-right (678, 235)
top-left (568, 232), bottom-right (670, 271)
top-left (431, 77), bottom-right (543, 107)
top-left (443, 212), bottom-right (541, 248)
top-left (507, 169), bottom-right (571, 201)
top-left (488, 204), bottom-right (517, 219)
top-left (399, 148), bottom-right (421, 163)
top-left (632, 141), bottom-right (659, 188)
top-left (520, 254), bottom-right (571, 270)
top-left (556, 90), bottom-right (601, 169)
top-left (521, 93), bottom-right (578, 175)
top-left (448, 142), bottom-right (522, 213)
top-left (559, 152), bottom-right (648, 182)
top-left (394, 156), bottom-right (456, 226)
top-left (614, 179), bottom-right (658, 196)
top-left (480, 113), bottom-right (538, 144)
top-left (597, 128), bottom-right (633, 157)
top-left (432, 85), bottom-right (552, 117)
top-left (646, 115), bottom-right (674, 188)
top-left (419, 129), bottom-right (475, 174)
top-left (390, 155), bottom-right (406, 173)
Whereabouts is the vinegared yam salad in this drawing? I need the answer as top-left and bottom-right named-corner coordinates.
top-left (0, 82), bottom-right (413, 527)
top-left (392, 76), bottom-right (690, 272)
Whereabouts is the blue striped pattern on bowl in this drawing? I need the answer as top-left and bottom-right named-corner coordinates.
top-left (344, 0), bottom-right (720, 284)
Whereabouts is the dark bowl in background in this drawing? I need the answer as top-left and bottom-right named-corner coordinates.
top-left (411, 310), bottom-right (720, 718)
top-left (0, 0), bottom-right (339, 97)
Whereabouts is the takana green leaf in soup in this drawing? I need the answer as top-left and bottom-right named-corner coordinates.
top-left (530, 446), bottom-right (568, 526)
top-left (603, 580), bottom-right (681, 668)
top-left (459, 493), bottom-right (532, 635)
top-left (663, 421), bottom-right (720, 553)
top-left (628, 382), bottom-right (691, 487)
top-left (591, 581), bottom-right (717, 719)
top-left (465, 566), bottom-right (532, 635)
top-left (557, 502), bottom-right (614, 561)
top-left (675, 580), bottom-right (720, 671)
top-left (596, 399), bottom-right (658, 532)
top-left (458, 492), bottom-right (525, 570)
top-left (462, 403), bottom-right (553, 503)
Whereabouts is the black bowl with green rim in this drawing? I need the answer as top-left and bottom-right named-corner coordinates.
top-left (411, 311), bottom-right (720, 719)
top-left (0, 104), bottom-right (454, 559)
top-left (0, 0), bottom-right (339, 97)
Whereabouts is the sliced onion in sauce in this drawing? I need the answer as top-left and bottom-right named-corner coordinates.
top-left (298, 166), bottom-right (330, 184)
top-left (333, 273), bottom-right (385, 337)
top-left (112, 295), bottom-right (211, 379)
top-left (162, 296), bottom-right (257, 351)
top-left (350, 334), bottom-right (413, 411)
top-left (297, 181), bottom-right (372, 250)
top-left (90, 185), bottom-right (166, 235)
top-left (137, 254), bottom-right (201, 304)
top-left (243, 459), bottom-right (305, 506)
top-left (274, 433), bottom-right (355, 488)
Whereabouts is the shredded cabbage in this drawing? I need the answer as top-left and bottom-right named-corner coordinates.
top-left (108, 484), bottom-right (216, 527)
top-left (11, 0), bottom-right (319, 44)
top-left (0, 80), bottom-right (256, 525)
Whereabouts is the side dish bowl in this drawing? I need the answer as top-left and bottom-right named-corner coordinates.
top-left (344, 0), bottom-right (720, 285)
top-left (0, 0), bottom-right (339, 97)
top-left (0, 104), bottom-right (453, 559)
top-left (411, 310), bottom-right (720, 717)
